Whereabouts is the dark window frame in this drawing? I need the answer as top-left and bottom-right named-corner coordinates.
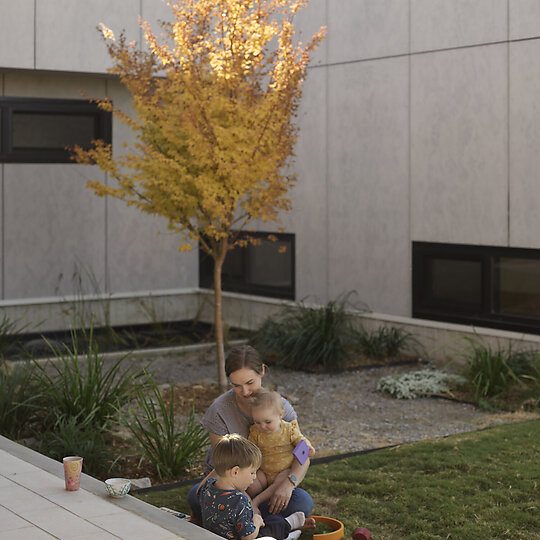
top-left (413, 241), bottom-right (540, 334)
top-left (199, 231), bottom-right (295, 300)
top-left (0, 97), bottom-right (112, 163)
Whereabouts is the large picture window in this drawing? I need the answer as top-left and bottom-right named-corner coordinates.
top-left (413, 242), bottom-right (540, 334)
top-left (0, 98), bottom-right (112, 163)
top-left (199, 232), bottom-right (295, 300)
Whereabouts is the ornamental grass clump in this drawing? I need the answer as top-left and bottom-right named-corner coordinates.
top-left (31, 329), bottom-right (147, 430)
top-left (354, 325), bottom-right (420, 359)
top-left (461, 338), bottom-right (540, 407)
top-left (251, 296), bottom-right (357, 371)
top-left (461, 339), bottom-right (520, 398)
top-left (377, 370), bottom-right (466, 399)
top-left (126, 380), bottom-right (209, 480)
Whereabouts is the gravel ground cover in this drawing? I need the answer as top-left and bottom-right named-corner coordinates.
top-left (127, 347), bottom-right (540, 457)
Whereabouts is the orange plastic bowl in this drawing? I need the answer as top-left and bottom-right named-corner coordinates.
top-left (311, 515), bottom-right (345, 540)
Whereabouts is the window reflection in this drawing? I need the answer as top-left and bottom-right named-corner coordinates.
top-left (428, 258), bottom-right (482, 308)
top-left (496, 257), bottom-right (540, 318)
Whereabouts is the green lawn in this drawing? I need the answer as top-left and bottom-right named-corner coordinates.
top-left (134, 421), bottom-right (540, 539)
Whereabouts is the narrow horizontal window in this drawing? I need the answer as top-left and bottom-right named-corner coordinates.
top-left (0, 98), bottom-right (111, 163)
top-left (413, 242), bottom-right (540, 334)
top-left (199, 232), bottom-right (295, 300)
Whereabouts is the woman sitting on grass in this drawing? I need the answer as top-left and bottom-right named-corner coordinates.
top-left (187, 345), bottom-right (314, 524)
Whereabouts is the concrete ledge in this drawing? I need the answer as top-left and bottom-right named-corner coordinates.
top-left (0, 289), bottom-right (201, 334)
top-left (28, 338), bottom-right (249, 367)
top-left (4, 288), bottom-right (540, 366)
top-left (354, 311), bottom-right (540, 366)
top-left (0, 435), bottom-right (220, 540)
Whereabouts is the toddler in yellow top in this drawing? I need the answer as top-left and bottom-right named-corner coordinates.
top-left (247, 388), bottom-right (315, 510)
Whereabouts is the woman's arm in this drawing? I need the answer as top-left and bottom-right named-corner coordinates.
top-left (267, 457), bottom-right (310, 514)
top-left (252, 469), bottom-right (290, 508)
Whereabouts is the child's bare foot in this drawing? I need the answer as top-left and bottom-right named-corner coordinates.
top-left (300, 517), bottom-right (316, 530)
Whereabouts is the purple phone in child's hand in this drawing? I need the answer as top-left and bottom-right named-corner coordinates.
top-left (293, 440), bottom-right (309, 465)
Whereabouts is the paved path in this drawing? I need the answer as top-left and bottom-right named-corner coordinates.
top-left (0, 436), bottom-right (219, 540)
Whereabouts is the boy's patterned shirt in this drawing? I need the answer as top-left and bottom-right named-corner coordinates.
top-left (198, 478), bottom-right (256, 539)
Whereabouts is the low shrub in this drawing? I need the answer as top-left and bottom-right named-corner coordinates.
top-left (377, 369), bottom-right (466, 399)
top-left (251, 296), bottom-right (358, 371)
top-left (126, 381), bottom-right (209, 480)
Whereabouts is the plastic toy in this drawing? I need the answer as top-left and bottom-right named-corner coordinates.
top-left (352, 527), bottom-right (371, 540)
top-left (292, 439), bottom-right (310, 465)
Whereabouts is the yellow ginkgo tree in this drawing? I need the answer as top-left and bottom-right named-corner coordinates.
top-left (74, 0), bottom-right (325, 389)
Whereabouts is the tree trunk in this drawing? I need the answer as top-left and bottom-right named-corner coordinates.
top-left (213, 242), bottom-right (228, 390)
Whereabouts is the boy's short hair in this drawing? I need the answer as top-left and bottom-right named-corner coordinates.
top-left (250, 388), bottom-right (284, 415)
top-left (213, 434), bottom-right (262, 476)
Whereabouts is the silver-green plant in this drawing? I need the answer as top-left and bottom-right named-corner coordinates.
top-left (377, 370), bottom-right (466, 400)
top-left (126, 380), bottom-right (209, 480)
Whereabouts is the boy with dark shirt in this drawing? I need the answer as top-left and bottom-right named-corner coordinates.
top-left (198, 434), bottom-right (306, 540)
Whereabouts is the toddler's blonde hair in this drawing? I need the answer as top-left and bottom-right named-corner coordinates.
top-left (250, 388), bottom-right (284, 415)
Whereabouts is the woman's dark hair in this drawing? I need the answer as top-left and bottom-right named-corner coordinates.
top-left (225, 345), bottom-right (264, 377)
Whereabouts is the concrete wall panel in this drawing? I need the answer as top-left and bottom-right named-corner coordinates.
top-left (411, 0), bottom-right (507, 52)
top-left (509, 40), bottom-right (540, 248)
top-left (0, 0), bottom-right (35, 69)
top-left (510, 0), bottom-right (540, 40)
top-left (411, 45), bottom-right (508, 246)
top-left (35, 0), bottom-right (141, 73)
top-left (3, 164), bottom-right (106, 299)
top-left (140, 0), bottom-right (176, 59)
top-left (294, 0), bottom-right (327, 67)
top-left (282, 67), bottom-right (328, 303)
top-left (104, 80), bottom-right (198, 294)
top-left (328, 0), bottom-right (408, 64)
top-left (141, 0), bottom-right (175, 32)
top-left (106, 198), bottom-right (198, 294)
top-left (327, 57), bottom-right (409, 316)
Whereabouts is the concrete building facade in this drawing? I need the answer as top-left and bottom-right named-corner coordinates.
top-left (3, 1), bottom-right (540, 336)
